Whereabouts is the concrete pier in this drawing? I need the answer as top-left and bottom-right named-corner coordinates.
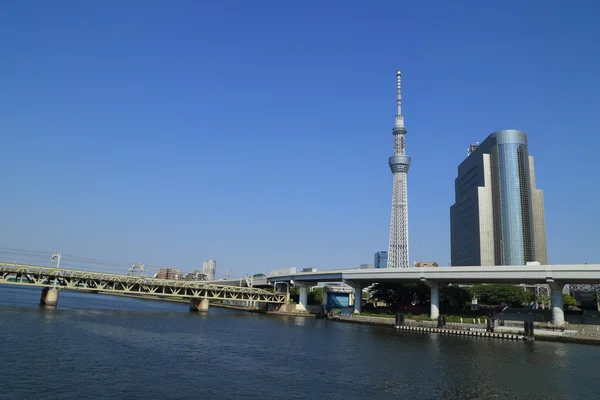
top-left (299, 286), bottom-right (309, 312)
top-left (353, 283), bottom-right (363, 314)
top-left (40, 288), bottom-right (59, 306)
top-left (549, 282), bottom-right (565, 326)
top-left (425, 282), bottom-right (440, 319)
top-left (190, 298), bottom-right (209, 312)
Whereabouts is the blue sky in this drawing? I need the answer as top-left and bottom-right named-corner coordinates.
top-left (1, 1), bottom-right (598, 277)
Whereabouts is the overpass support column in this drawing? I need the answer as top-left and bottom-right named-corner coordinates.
top-left (40, 288), bottom-right (59, 307)
top-left (424, 281), bottom-right (439, 319)
top-left (353, 283), bottom-right (363, 314)
top-left (298, 286), bottom-right (309, 312)
top-left (549, 282), bottom-right (565, 326)
top-left (190, 298), bottom-right (209, 312)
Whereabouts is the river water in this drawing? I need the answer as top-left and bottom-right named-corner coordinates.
top-left (1, 286), bottom-right (599, 400)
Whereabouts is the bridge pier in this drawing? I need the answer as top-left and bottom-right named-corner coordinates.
top-left (424, 282), bottom-right (440, 319)
top-left (353, 283), bottom-right (363, 314)
top-left (40, 287), bottom-right (59, 307)
top-left (190, 298), bottom-right (209, 312)
top-left (298, 286), bottom-right (309, 312)
top-left (549, 282), bottom-right (565, 326)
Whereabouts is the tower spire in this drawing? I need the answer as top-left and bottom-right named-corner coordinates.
top-left (387, 69), bottom-right (411, 268)
top-left (395, 70), bottom-right (404, 129)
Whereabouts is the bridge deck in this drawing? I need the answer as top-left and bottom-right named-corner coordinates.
top-left (0, 263), bottom-right (286, 303)
top-left (267, 264), bottom-right (600, 285)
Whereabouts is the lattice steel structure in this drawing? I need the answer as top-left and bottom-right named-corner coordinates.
top-left (0, 263), bottom-right (286, 304)
top-left (127, 262), bottom-right (146, 277)
top-left (387, 70), bottom-right (411, 268)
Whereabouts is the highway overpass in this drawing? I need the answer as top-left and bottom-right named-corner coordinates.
top-left (266, 264), bottom-right (600, 326)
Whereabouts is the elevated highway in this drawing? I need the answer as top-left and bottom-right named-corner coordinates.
top-left (266, 264), bottom-right (600, 284)
top-left (266, 264), bottom-right (600, 325)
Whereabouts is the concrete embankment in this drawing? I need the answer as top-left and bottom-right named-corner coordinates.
top-left (331, 314), bottom-right (600, 346)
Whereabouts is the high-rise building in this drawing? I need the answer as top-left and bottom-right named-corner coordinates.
top-left (374, 251), bottom-right (388, 269)
top-left (203, 260), bottom-right (216, 281)
top-left (450, 130), bottom-right (548, 266)
top-left (387, 70), bottom-right (411, 268)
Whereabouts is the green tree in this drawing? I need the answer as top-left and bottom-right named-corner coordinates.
top-left (525, 290), bottom-right (536, 305)
top-left (289, 286), bottom-right (299, 303)
top-left (563, 294), bottom-right (577, 307)
top-left (468, 284), bottom-right (528, 308)
top-left (308, 287), bottom-right (323, 305)
top-left (368, 282), bottom-right (430, 311)
top-left (440, 285), bottom-right (471, 309)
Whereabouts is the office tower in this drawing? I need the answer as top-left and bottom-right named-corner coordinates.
top-left (387, 70), bottom-right (411, 268)
top-left (203, 260), bottom-right (216, 280)
top-left (374, 251), bottom-right (388, 269)
top-left (450, 130), bottom-right (548, 266)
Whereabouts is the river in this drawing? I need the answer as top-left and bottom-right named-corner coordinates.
top-left (1, 286), bottom-right (598, 399)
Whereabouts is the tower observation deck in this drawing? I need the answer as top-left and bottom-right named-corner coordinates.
top-left (387, 70), bottom-right (411, 268)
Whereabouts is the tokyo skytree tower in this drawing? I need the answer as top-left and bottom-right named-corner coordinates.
top-left (387, 70), bottom-right (411, 268)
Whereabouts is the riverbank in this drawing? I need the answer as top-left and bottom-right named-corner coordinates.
top-left (331, 314), bottom-right (600, 346)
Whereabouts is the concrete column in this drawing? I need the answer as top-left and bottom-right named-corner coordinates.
top-left (299, 286), bottom-right (309, 311)
top-left (40, 288), bottom-right (59, 306)
top-left (549, 282), bottom-right (565, 326)
top-left (322, 287), bottom-right (329, 307)
top-left (423, 281), bottom-right (440, 319)
top-left (190, 298), bottom-right (209, 312)
top-left (429, 283), bottom-right (440, 319)
top-left (353, 283), bottom-right (363, 314)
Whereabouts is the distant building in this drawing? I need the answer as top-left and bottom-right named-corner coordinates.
top-left (450, 130), bottom-right (548, 266)
top-left (413, 261), bottom-right (439, 268)
top-left (185, 269), bottom-right (207, 281)
top-left (359, 264), bottom-right (373, 269)
top-left (203, 260), bottom-right (216, 281)
top-left (154, 268), bottom-right (181, 280)
top-left (374, 251), bottom-right (388, 269)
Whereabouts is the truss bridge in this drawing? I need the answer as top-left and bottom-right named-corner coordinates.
top-left (0, 262), bottom-right (286, 311)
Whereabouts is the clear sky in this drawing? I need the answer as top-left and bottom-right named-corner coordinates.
top-left (1, 0), bottom-right (599, 277)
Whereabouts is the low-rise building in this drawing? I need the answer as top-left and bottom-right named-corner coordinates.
top-left (185, 269), bottom-right (207, 281)
top-left (413, 261), bottom-right (439, 268)
top-left (154, 268), bottom-right (181, 280)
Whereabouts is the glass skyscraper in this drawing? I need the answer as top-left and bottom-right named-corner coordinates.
top-left (374, 251), bottom-right (388, 269)
top-left (450, 130), bottom-right (548, 266)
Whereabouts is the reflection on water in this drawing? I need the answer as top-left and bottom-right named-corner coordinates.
top-left (41, 307), bottom-right (57, 323)
top-left (1, 285), bottom-right (599, 400)
top-left (293, 316), bottom-right (307, 326)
